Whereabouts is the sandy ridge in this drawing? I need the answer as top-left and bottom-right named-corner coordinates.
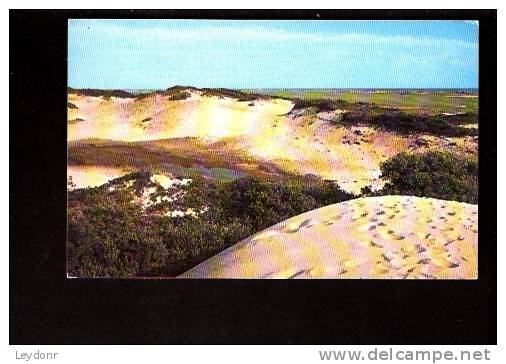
top-left (179, 196), bottom-right (478, 279)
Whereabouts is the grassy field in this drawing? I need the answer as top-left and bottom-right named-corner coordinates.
top-left (245, 89), bottom-right (478, 114)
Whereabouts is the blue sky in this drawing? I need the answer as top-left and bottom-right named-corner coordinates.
top-left (68, 19), bottom-right (479, 89)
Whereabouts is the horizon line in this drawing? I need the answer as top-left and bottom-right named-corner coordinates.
top-left (68, 86), bottom-right (479, 90)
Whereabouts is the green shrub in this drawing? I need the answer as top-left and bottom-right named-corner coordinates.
top-left (441, 112), bottom-right (479, 125)
top-left (216, 175), bottom-right (354, 232)
top-left (168, 91), bottom-right (191, 101)
top-left (378, 151), bottom-right (478, 203)
top-left (67, 173), bottom-right (355, 277)
top-left (67, 188), bottom-right (169, 277)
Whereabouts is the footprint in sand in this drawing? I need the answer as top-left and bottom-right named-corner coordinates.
top-left (251, 230), bottom-right (281, 242)
top-left (285, 219), bottom-right (319, 233)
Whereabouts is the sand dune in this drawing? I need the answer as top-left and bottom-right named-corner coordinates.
top-left (67, 91), bottom-right (293, 142)
top-left (68, 89), bottom-right (477, 193)
top-left (179, 196), bottom-right (478, 279)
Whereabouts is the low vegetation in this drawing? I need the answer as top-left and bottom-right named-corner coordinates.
top-left (201, 88), bottom-right (269, 101)
top-left (67, 173), bottom-right (355, 277)
top-left (68, 118), bottom-right (85, 123)
top-left (285, 95), bottom-right (478, 137)
top-left (339, 106), bottom-right (478, 137)
top-left (67, 87), bottom-right (134, 99)
top-left (290, 98), bottom-right (351, 112)
top-left (248, 89), bottom-right (479, 114)
top-left (361, 151), bottom-right (478, 204)
top-left (135, 86), bottom-right (196, 100)
top-left (168, 91), bottom-right (191, 101)
top-left (68, 85), bottom-right (269, 103)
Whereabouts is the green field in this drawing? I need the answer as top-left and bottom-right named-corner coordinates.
top-left (245, 89), bottom-right (478, 114)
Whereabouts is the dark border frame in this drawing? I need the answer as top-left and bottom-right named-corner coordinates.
top-left (10, 9), bottom-right (497, 344)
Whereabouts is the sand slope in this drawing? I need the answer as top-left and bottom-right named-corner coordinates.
top-left (179, 196), bottom-right (478, 279)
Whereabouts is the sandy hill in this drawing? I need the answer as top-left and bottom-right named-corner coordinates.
top-left (179, 195), bottom-right (478, 279)
top-left (68, 88), bottom-right (477, 193)
top-left (68, 89), bottom-right (291, 142)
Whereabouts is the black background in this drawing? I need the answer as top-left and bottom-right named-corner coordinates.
top-left (10, 9), bottom-right (497, 344)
